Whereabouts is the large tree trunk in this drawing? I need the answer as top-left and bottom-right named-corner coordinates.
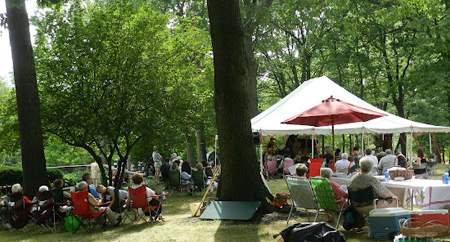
top-left (207, 0), bottom-right (273, 213)
top-left (6, 0), bottom-right (48, 198)
top-left (244, 23), bottom-right (259, 119)
top-left (185, 134), bottom-right (195, 165)
top-left (196, 124), bottom-right (207, 163)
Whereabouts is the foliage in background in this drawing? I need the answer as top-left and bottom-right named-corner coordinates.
top-left (0, 166), bottom-right (63, 186)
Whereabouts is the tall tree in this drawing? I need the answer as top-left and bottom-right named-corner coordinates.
top-left (207, 0), bottom-right (272, 212)
top-left (5, 0), bottom-right (48, 197)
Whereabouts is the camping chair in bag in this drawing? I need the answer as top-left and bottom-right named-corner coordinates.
top-left (127, 186), bottom-right (162, 223)
top-left (70, 191), bottom-right (110, 233)
top-left (192, 170), bottom-right (206, 194)
top-left (309, 177), bottom-right (346, 228)
top-left (285, 175), bottom-right (319, 224)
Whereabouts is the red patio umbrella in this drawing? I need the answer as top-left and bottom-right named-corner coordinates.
top-left (282, 96), bottom-right (387, 168)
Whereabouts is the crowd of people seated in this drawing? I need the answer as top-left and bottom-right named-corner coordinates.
top-left (267, 136), bottom-right (443, 217)
top-left (0, 168), bottom-right (169, 230)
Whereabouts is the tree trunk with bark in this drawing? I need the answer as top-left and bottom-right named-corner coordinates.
top-left (207, 0), bottom-right (273, 213)
top-left (244, 23), bottom-right (259, 119)
top-left (196, 124), bottom-right (207, 163)
top-left (185, 134), bottom-right (195, 165)
top-left (6, 0), bottom-right (48, 198)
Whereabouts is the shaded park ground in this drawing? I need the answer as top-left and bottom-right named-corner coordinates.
top-left (3, 165), bottom-right (450, 242)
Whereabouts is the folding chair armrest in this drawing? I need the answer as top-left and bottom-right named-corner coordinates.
top-left (336, 198), bottom-right (346, 210)
top-left (92, 201), bottom-right (111, 207)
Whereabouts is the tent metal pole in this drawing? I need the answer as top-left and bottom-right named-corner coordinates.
top-left (260, 130), bottom-right (263, 174)
top-left (311, 133), bottom-right (314, 158)
top-left (409, 130), bottom-right (413, 165)
top-left (361, 128), bottom-right (364, 154)
top-left (322, 135), bottom-right (325, 156)
top-left (429, 134), bottom-right (432, 155)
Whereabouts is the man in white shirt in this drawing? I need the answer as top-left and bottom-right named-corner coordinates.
top-left (335, 153), bottom-right (351, 173)
top-left (365, 147), bottom-right (379, 169)
top-left (378, 149), bottom-right (396, 175)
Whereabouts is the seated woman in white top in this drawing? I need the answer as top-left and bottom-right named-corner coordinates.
top-left (124, 173), bottom-right (163, 219)
top-left (334, 153), bottom-right (350, 173)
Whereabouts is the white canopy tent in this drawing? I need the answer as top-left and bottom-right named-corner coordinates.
top-left (252, 76), bottom-right (450, 136)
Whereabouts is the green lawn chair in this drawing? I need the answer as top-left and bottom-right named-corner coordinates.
top-left (285, 175), bottom-right (319, 224)
top-left (168, 170), bottom-right (182, 195)
top-left (309, 177), bottom-right (345, 228)
top-left (192, 170), bottom-right (205, 194)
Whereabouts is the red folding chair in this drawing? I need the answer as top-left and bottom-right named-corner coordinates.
top-left (70, 191), bottom-right (110, 233)
top-left (127, 186), bottom-right (162, 223)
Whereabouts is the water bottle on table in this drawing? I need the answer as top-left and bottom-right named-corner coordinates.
top-left (444, 170), bottom-right (449, 184)
top-left (385, 169), bottom-right (389, 182)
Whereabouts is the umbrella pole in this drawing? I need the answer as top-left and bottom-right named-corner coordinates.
top-left (332, 124), bottom-right (335, 172)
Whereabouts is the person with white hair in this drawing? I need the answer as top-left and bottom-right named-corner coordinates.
top-left (170, 153), bottom-right (177, 165)
top-left (378, 149), bottom-right (396, 175)
top-left (348, 157), bottom-right (397, 214)
top-left (365, 147), bottom-right (379, 168)
top-left (334, 153), bottom-right (351, 173)
top-left (76, 181), bottom-right (121, 226)
top-left (320, 168), bottom-right (348, 208)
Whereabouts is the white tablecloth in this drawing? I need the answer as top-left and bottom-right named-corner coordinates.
top-left (382, 179), bottom-right (450, 210)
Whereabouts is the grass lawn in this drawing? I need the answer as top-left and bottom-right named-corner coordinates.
top-left (2, 165), bottom-right (450, 242)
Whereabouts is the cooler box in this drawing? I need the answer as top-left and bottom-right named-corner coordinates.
top-left (369, 207), bottom-right (410, 240)
top-left (410, 209), bottom-right (449, 228)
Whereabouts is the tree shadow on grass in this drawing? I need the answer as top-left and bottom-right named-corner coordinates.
top-left (213, 220), bottom-right (261, 242)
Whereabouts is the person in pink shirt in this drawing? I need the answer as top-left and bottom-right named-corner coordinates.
top-left (320, 168), bottom-right (348, 209)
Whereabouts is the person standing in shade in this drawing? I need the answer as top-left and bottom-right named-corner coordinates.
top-left (152, 146), bottom-right (163, 182)
top-left (90, 161), bottom-right (100, 187)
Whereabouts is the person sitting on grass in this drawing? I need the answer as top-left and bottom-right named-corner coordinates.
top-left (77, 181), bottom-right (121, 226)
top-left (124, 173), bottom-right (163, 220)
